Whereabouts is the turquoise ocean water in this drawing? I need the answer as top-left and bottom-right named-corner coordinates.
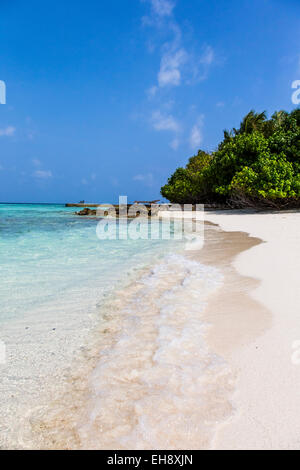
top-left (0, 203), bottom-right (188, 447)
top-left (0, 204), bottom-right (231, 449)
top-left (0, 204), bottom-right (183, 323)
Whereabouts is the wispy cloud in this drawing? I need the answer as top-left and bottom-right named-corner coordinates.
top-left (151, 110), bottom-right (180, 133)
top-left (33, 170), bottom-right (52, 179)
top-left (158, 47), bottom-right (187, 87)
top-left (189, 115), bottom-right (204, 149)
top-left (143, 1), bottom-right (215, 93)
top-left (32, 158), bottom-right (42, 167)
top-left (0, 126), bottom-right (15, 137)
top-left (147, 85), bottom-right (159, 98)
top-left (200, 45), bottom-right (214, 66)
top-left (133, 172), bottom-right (154, 186)
top-left (195, 45), bottom-right (216, 80)
top-left (150, 0), bottom-right (175, 17)
top-left (141, 0), bottom-right (217, 151)
top-left (169, 137), bottom-right (180, 150)
top-left (81, 173), bottom-right (96, 185)
top-left (140, 1), bottom-right (215, 151)
top-left (151, 110), bottom-right (181, 150)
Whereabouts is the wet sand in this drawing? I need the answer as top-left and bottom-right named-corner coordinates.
top-left (190, 223), bottom-right (271, 357)
top-left (29, 220), bottom-right (270, 450)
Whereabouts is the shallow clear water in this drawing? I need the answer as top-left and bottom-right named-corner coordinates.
top-left (75, 255), bottom-right (233, 450)
top-left (0, 204), bottom-right (184, 323)
top-left (0, 204), bottom-right (233, 449)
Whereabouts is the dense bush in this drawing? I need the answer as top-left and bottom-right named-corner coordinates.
top-left (161, 150), bottom-right (212, 204)
top-left (161, 109), bottom-right (300, 208)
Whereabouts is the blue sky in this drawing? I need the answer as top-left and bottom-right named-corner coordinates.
top-left (0, 0), bottom-right (299, 203)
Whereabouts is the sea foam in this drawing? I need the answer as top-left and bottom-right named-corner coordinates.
top-left (73, 255), bottom-right (235, 450)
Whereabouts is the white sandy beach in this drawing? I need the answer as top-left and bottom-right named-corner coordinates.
top-left (203, 210), bottom-right (300, 450)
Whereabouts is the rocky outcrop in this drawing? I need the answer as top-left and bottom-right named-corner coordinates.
top-left (76, 208), bottom-right (97, 216)
top-left (75, 204), bottom-right (162, 217)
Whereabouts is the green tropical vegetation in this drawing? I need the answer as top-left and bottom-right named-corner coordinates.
top-left (161, 108), bottom-right (300, 208)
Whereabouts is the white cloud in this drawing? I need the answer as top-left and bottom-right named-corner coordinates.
top-left (0, 126), bottom-right (15, 137)
top-left (169, 137), bottom-right (180, 150)
top-left (189, 116), bottom-right (204, 149)
top-left (81, 174), bottom-right (96, 185)
top-left (147, 86), bottom-right (158, 98)
top-left (133, 173), bottom-right (154, 186)
top-left (150, 0), bottom-right (175, 17)
top-left (190, 125), bottom-right (202, 148)
top-left (200, 45), bottom-right (215, 66)
top-left (158, 48), bottom-right (187, 87)
top-left (151, 110), bottom-right (181, 151)
top-left (192, 45), bottom-right (215, 82)
top-left (144, 1), bottom-right (215, 93)
top-left (133, 174), bottom-right (147, 181)
top-left (32, 158), bottom-right (41, 167)
top-left (151, 110), bottom-right (180, 132)
top-left (33, 170), bottom-right (52, 179)
top-left (142, 1), bottom-right (216, 150)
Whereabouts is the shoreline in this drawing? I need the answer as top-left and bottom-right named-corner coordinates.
top-left (202, 209), bottom-right (300, 450)
top-left (18, 222), bottom-right (238, 449)
top-left (26, 219), bottom-right (270, 450)
top-left (189, 222), bottom-right (271, 357)
top-left (2, 208), bottom-right (300, 449)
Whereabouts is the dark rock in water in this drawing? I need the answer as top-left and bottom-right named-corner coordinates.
top-left (76, 208), bottom-right (97, 216)
top-left (75, 204), bottom-right (158, 218)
